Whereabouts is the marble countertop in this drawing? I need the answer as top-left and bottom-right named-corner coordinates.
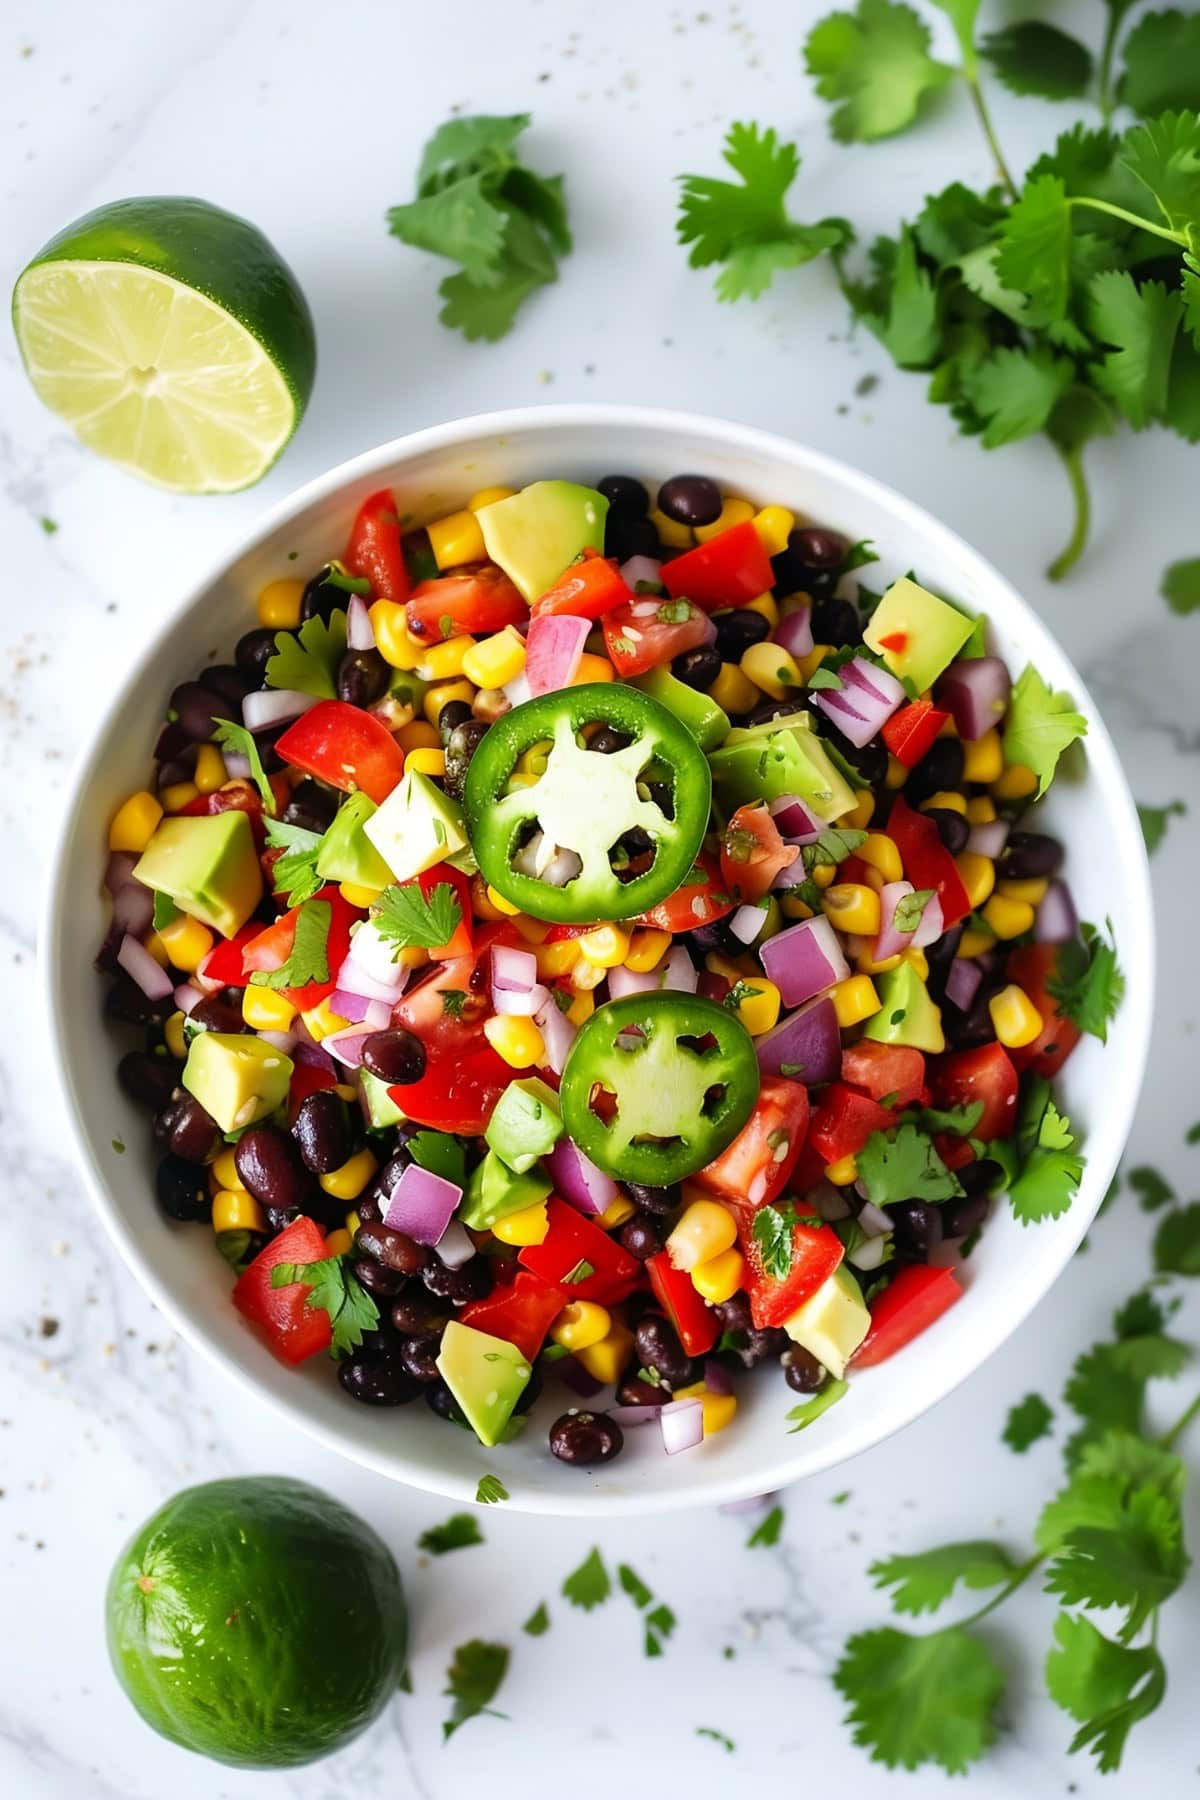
top-left (3, 1), bottom-right (1198, 1794)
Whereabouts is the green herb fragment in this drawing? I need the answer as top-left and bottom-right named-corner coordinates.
top-left (835, 1624), bottom-right (1005, 1774)
top-left (263, 816), bottom-right (323, 907)
top-left (1047, 920), bottom-right (1125, 1043)
top-left (1003, 1392), bottom-right (1054, 1452)
top-left (805, 0), bottom-right (952, 144)
top-left (747, 1503), bottom-right (784, 1548)
top-left (857, 1123), bottom-right (963, 1207)
top-left (1005, 1083), bottom-right (1085, 1225)
top-left (802, 826), bottom-right (868, 871)
top-left (617, 1563), bottom-right (653, 1608)
top-left (892, 887), bottom-right (934, 933)
top-left (1161, 555), bottom-right (1200, 615)
top-left (1137, 798), bottom-right (1186, 854)
top-left (265, 608), bottom-right (347, 698)
top-left (269, 1255), bottom-right (378, 1357)
top-left (1129, 1166), bottom-right (1174, 1212)
top-left (441, 989), bottom-right (468, 1018)
top-left (1153, 1202), bottom-right (1200, 1276)
top-left (522, 1602), bottom-right (550, 1637)
top-left (419, 1513), bottom-right (484, 1555)
top-left (869, 1540), bottom-right (1017, 1616)
top-left (322, 560), bottom-right (371, 596)
top-left (1002, 664), bottom-right (1088, 798)
top-left (152, 890), bottom-right (181, 931)
top-left (375, 880), bottom-right (463, 952)
top-left (562, 1258), bottom-right (594, 1286)
top-left (787, 1376), bottom-right (848, 1433)
top-left (981, 22), bottom-right (1092, 100)
top-left (562, 1547), bottom-right (611, 1611)
top-left (475, 1473), bottom-right (509, 1505)
top-left (752, 1200), bottom-right (819, 1280)
top-left (212, 718), bottom-right (276, 813)
top-left (39, 515), bottom-right (58, 534)
top-left (696, 1727), bottom-right (736, 1753)
top-left (1186, 1121), bottom-right (1200, 1145)
top-left (442, 1638), bottom-right (509, 1740)
top-left (807, 667), bottom-right (844, 690)
top-left (724, 979), bottom-right (764, 1012)
top-left (248, 897), bottom-right (331, 991)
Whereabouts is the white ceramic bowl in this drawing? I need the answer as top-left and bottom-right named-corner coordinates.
top-left (44, 406), bottom-right (1153, 1516)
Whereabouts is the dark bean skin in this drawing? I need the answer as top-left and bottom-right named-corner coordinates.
top-left (362, 1029), bottom-right (426, 1086)
top-left (292, 1090), bottom-right (352, 1175)
top-left (300, 566), bottom-right (346, 624)
top-left (1002, 832), bottom-right (1064, 880)
top-left (356, 1191), bottom-right (383, 1225)
top-left (598, 475), bottom-right (650, 515)
top-left (746, 694), bottom-right (811, 728)
top-left (615, 1372), bottom-right (670, 1408)
top-left (399, 1335), bottom-right (443, 1383)
top-left (714, 608), bottom-right (770, 661)
top-left (283, 778), bottom-right (339, 834)
top-left (118, 1051), bottom-right (181, 1111)
top-left (810, 596), bottom-right (861, 646)
top-left (235, 1125), bottom-right (312, 1212)
top-left (437, 699), bottom-right (473, 742)
top-left (352, 1255), bottom-right (408, 1299)
top-left (337, 647), bottom-right (389, 708)
top-left (391, 1291), bottom-right (453, 1336)
top-left (781, 1345), bottom-right (826, 1393)
top-left (154, 1092), bottom-right (221, 1164)
top-left (425, 1378), bottom-right (466, 1423)
top-left (155, 758), bottom-right (194, 790)
top-left (106, 976), bottom-right (174, 1028)
top-left (713, 1293), bottom-right (753, 1333)
top-left (605, 509), bottom-right (659, 562)
top-left (728, 1326), bottom-right (788, 1370)
top-left (154, 719), bottom-right (194, 766)
top-left (926, 808), bottom-right (970, 856)
top-left (924, 923), bottom-right (964, 1003)
top-left (170, 681), bottom-right (224, 742)
top-left (792, 526), bottom-right (847, 569)
top-left (338, 1356), bottom-right (419, 1406)
top-left (619, 1212), bottom-right (665, 1261)
top-left (376, 1148), bottom-right (413, 1196)
top-left (444, 718), bottom-right (490, 798)
top-left (903, 737), bottom-right (966, 805)
top-left (770, 527), bottom-right (846, 598)
top-left (589, 726), bottom-right (633, 754)
top-left (355, 1222), bottom-right (429, 1276)
top-left (200, 663), bottom-right (252, 710)
top-left (941, 1191), bottom-right (991, 1240)
top-left (156, 1155), bottom-right (212, 1222)
top-left (887, 1199), bottom-right (944, 1263)
top-left (671, 646), bottom-right (722, 691)
top-left (548, 1410), bottom-right (624, 1466)
top-left (658, 474), bottom-right (722, 527)
top-left (772, 554), bottom-right (837, 604)
top-left (821, 720), bottom-right (888, 788)
top-left (633, 1313), bottom-right (693, 1388)
top-left (944, 986), bottom-right (1000, 1051)
top-left (422, 1255), bottom-right (493, 1304)
top-left (188, 995), bottom-right (249, 1034)
top-left (234, 627), bottom-right (279, 685)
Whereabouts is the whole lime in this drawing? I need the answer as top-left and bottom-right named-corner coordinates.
top-left (105, 1476), bottom-right (407, 1768)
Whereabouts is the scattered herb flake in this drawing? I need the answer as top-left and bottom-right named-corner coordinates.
top-left (441, 1638), bottom-right (509, 1740)
top-left (562, 1547), bottom-right (611, 1611)
top-left (747, 1503), bottom-right (784, 1547)
top-left (419, 1513), bottom-right (484, 1555)
top-left (1002, 1392), bottom-right (1054, 1453)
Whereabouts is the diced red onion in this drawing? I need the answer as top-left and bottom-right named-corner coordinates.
top-left (546, 1134), bottom-right (617, 1216)
top-left (342, 920), bottom-right (410, 991)
top-left (814, 1180), bottom-right (851, 1221)
top-left (661, 945), bottom-right (699, 994)
top-left (849, 1233), bottom-right (892, 1271)
top-left (772, 854), bottom-right (815, 890)
top-left (754, 993), bottom-right (841, 1084)
top-left (328, 989), bottom-right (392, 1028)
top-left (382, 1161), bottom-right (465, 1247)
top-left (859, 1201), bottom-right (894, 1237)
top-left (117, 934), bottom-right (174, 1001)
top-left (105, 851), bottom-right (140, 895)
top-left (875, 881), bottom-right (944, 961)
top-left (435, 1220), bottom-right (475, 1267)
top-left (492, 945), bottom-right (538, 994)
top-left (760, 916), bottom-right (849, 1008)
top-left (944, 957), bottom-right (983, 1011)
top-left (494, 981), bottom-right (550, 1017)
top-left (729, 903), bottom-right (769, 945)
top-left (607, 1404), bottom-right (660, 1428)
top-left (222, 751), bottom-right (253, 779)
top-left (769, 793), bottom-right (822, 844)
top-left (704, 1357), bottom-right (734, 1396)
top-left (813, 657), bottom-right (904, 747)
top-left (659, 1397), bottom-right (704, 1454)
top-left (619, 555), bottom-right (662, 590)
top-left (534, 994), bottom-right (577, 1076)
top-left (608, 963), bottom-right (660, 999)
top-left (322, 1028), bottom-right (372, 1069)
top-left (562, 1360), bottom-right (605, 1399)
top-left (173, 981), bottom-right (203, 1015)
top-left (525, 612), bottom-right (591, 697)
top-left (938, 656), bottom-right (1010, 740)
top-left (966, 818), bottom-right (1009, 859)
top-left (772, 603), bottom-right (813, 660)
top-left (257, 1028), bottom-right (297, 1054)
top-left (242, 688), bottom-right (318, 732)
top-left (113, 880), bottom-right (155, 938)
top-left (346, 593), bottom-right (376, 651)
top-left (1035, 879), bottom-right (1077, 944)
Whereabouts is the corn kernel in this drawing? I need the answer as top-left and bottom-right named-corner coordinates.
top-left (242, 986), bottom-right (298, 1030)
top-left (956, 851), bottom-right (996, 910)
top-left (625, 927), bottom-right (671, 974)
top-left (492, 1200), bottom-right (550, 1246)
top-left (797, 642), bottom-right (833, 682)
top-left (830, 974), bottom-right (881, 1028)
top-left (822, 883), bottom-right (882, 936)
top-left (427, 508), bottom-right (487, 569)
top-left (323, 1228), bottom-right (353, 1257)
top-left (810, 861), bottom-right (837, 889)
top-left (920, 789), bottom-right (967, 815)
top-left (534, 939), bottom-right (580, 980)
top-left (406, 746), bottom-right (447, 778)
top-left (728, 977), bottom-right (781, 1036)
top-left (564, 983), bottom-right (598, 1023)
top-left (160, 780), bottom-right (200, 812)
top-left (344, 1209), bottom-right (362, 1237)
top-left (705, 949), bottom-right (757, 984)
top-left (257, 577), bottom-right (305, 630)
top-left (143, 932), bottom-right (170, 967)
top-left (302, 998), bottom-right (354, 1042)
top-left (690, 1247), bottom-right (747, 1306)
top-left (673, 1379), bottom-right (738, 1436)
top-left (333, 1083), bottom-right (357, 1103)
top-left (510, 913), bottom-right (551, 945)
top-left (462, 625), bottom-right (526, 690)
top-left (598, 1193), bottom-right (636, 1230)
top-left (742, 591), bottom-right (780, 630)
top-left (212, 1145), bottom-right (244, 1191)
top-left (938, 714), bottom-right (959, 737)
top-left (989, 983), bottom-right (1044, 1048)
top-left (192, 744), bottom-right (227, 794)
top-left (956, 926), bottom-right (997, 958)
top-left (981, 893), bottom-right (1036, 940)
top-left (109, 790), bottom-right (162, 852)
top-left (157, 914), bottom-right (214, 973)
top-left (859, 865), bottom-right (884, 893)
top-left (158, 1012), bottom-right (185, 1062)
top-left (741, 640), bottom-right (802, 700)
top-left (485, 883), bottom-right (522, 917)
top-left (965, 795), bottom-right (997, 824)
top-left (751, 505), bottom-right (795, 557)
top-left (998, 876), bottom-right (1049, 906)
top-left (901, 946), bottom-right (929, 979)
top-left (319, 1149), bottom-right (379, 1201)
top-left (550, 1301), bottom-right (612, 1352)
top-left (825, 1154), bottom-right (859, 1186)
top-left (483, 1013), bottom-right (545, 1068)
top-left (468, 484), bottom-right (516, 511)
top-left (417, 635), bottom-right (476, 682)
top-left (707, 661), bottom-right (760, 715)
top-left (859, 832), bottom-right (903, 883)
top-left (649, 506), bottom-right (693, 549)
top-left (393, 719), bottom-right (438, 753)
top-left (694, 496), bottom-right (754, 543)
top-left (340, 880), bottom-right (384, 908)
top-left (781, 894), bottom-right (816, 920)
top-left (667, 1199), bottom-right (738, 1271)
top-left (569, 653), bottom-right (615, 684)
top-left (576, 1321), bottom-right (635, 1386)
top-left (961, 729), bottom-right (1004, 784)
top-left (844, 789), bottom-right (876, 831)
top-left (578, 924), bottom-right (631, 969)
top-left (424, 678), bottom-right (475, 726)
top-left (994, 761), bottom-right (1039, 801)
top-left (371, 599), bottom-right (424, 669)
top-left (856, 949), bottom-right (902, 975)
top-left (212, 1190), bottom-right (266, 1234)
top-left (885, 755), bottom-right (908, 790)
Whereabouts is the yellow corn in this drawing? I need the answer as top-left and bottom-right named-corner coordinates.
top-left (319, 1149), bottom-right (379, 1201)
top-left (340, 880), bottom-right (384, 908)
top-left (741, 640), bottom-right (802, 700)
top-left (727, 977), bottom-right (781, 1036)
top-left (989, 983), bottom-right (1044, 1048)
top-left (333, 1083), bottom-right (357, 1103)
top-left (468, 484), bottom-right (516, 511)
top-left (706, 949), bottom-right (757, 984)
top-left (563, 984), bottom-right (597, 1025)
top-left (797, 642), bottom-right (833, 682)
top-left (370, 599), bottom-right (424, 670)
top-left (143, 932), bottom-right (170, 967)
top-left (211, 1145), bottom-right (245, 1191)
top-left (302, 998), bottom-right (354, 1042)
top-left (569, 653), bottom-right (615, 684)
top-left (193, 744), bottom-right (227, 794)
top-left (742, 591), bottom-right (780, 630)
top-left (160, 1013), bottom-right (186, 1062)
top-left (257, 578), bottom-right (305, 629)
top-left (625, 927), bottom-right (671, 974)
top-left (809, 861), bottom-right (837, 889)
top-left (483, 1014), bottom-right (545, 1068)
top-left (427, 508), bottom-right (487, 570)
top-left (576, 1321), bottom-right (635, 1386)
top-left (423, 678), bottom-right (475, 726)
top-left (462, 625), bottom-right (526, 690)
top-left (707, 661), bottom-right (760, 715)
top-left (998, 876), bottom-right (1048, 906)
top-left (858, 864), bottom-right (884, 894)
top-left (822, 883), bottom-right (881, 937)
top-left (212, 1190), bottom-right (266, 1234)
top-left (956, 851), bottom-right (996, 910)
top-left (406, 746), bottom-right (447, 779)
top-left (344, 1209), bottom-right (362, 1238)
top-left (694, 496), bottom-right (754, 543)
top-left (598, 1193), bottom-right (636, 1230)
top-left (535, 940), bottom-right (580, 981)
top-left (417, 635), bottom-right (475, 682)
top-left (920, 789), bottom-right (967, 815)
top-left (492, 1200), bottom-right (550, 1246)
top-left (885, 755), bottom-right (908, 790)
top-left (981, 893), bottom-right (1036, 940)
top-left (781, 894), bottom-right (816, 920)
top-left (649, 506), bottom-right (693, 549)
top-left (844, 789), bottom-right (876, 831)
top-left (510, 913), bottom-right (551, 945)
top-left (830, 974), bottom-right (881, 1028)
top-left (858, 832), bottom-right (903, 882)
top-left (323, 1227), bottom-right (353, 1258)
top-left (160, 780), bottom-right (200, 813)
top-left (752, 505), bottom-right (795, 557)
top-left (108, 790), bottom-right (163, 853)
top-left (856, 949), bottom-right (902, 975)
top-left (901, 946), bottom-right (930, 979)
top-left (691, 1247), bottom-right (747, 1305)
top-left (667, 1199), bottom-right (738, 1271)
top-left (550, 1301), bottom-right (612, 1352)
top-left (157, 914), bottom-right (214, 973)
top-left (826, 1154), bottom-right (859, 1186)
top-left (965, 795), bottom-right (997, 824)
top-left (242, 986), bottom-right (298, 1030)
top-left (578, 924), bottom-right (631, 969)
top-left (994, 761), bottom-right (1039, 801)
top-left (961, 729), bottom-right (1004, 784)
top-left (956, 926), bottom-right (997, 958)
top-left (673, 1379), bottom-right (738, 1436)
top-left (396, 718), bottom-right (440, 752)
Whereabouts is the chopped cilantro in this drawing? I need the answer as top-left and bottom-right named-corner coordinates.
top-left (211, 717), bottom-right (276, 813)
top-left (522, 1602), bottom-right (550, 1637)
top-left (375, 880), bottom-right (463, 953)
top-left (441, 1638), bottom-right (509, 1740)
top-left (1002, 1392), bottom-right (1054, 1452)
top-left (269, 1254), bottom-right (378, 1358)
top-left (747, 1503), bottom-right (784, 1547)
top-left (475, 1473), bottom-right (508, 1505)
top-left (1002, 663), bottom-right (1088, 798)
top-left (562, 1547), bottom-right (611, 1610)
top-left (263, 815), bottom-right (324, 907)
top-left (1137, 799), bottom-right (1186, 855)
top-left (265, 608), bottom-right (347, 698)
top-left (419, 1513), bottom-right (484, 1555)
top-left (1047, 919), bottom-right (1125, 1043)
top-left (248, 898), bottom-right (331, 991)
top-left (857, 1123), bottom-right (963, 1206)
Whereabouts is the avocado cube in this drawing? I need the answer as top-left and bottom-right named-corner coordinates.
top-left (316, 792), bottom-right (393, 891)
top-left (862, 577), bottom-right (974, 693)
top-left (708, 724), bottom-right (855, 821)
top-left (363, 769), bottom-right (469, 883)
top-left (862, 961), bottom-right (946, 1053)
top-left (633, 665), bottom-right (730, 751)
top-left (359, 1067), bottom-right (407, 1131)
top-left (459, 1150), bottom-right (552, 1231)
top-left (133, 811), bottom-right (262, 938)
top-left (436, 1320), bottom-right (532, 1448)
top-left (484, 1078), bottom-right (563, 1174)
top-left (476, 480), bottom-right (608, 603)
top-left (181, 1032), bottom-right (293, 1134)
top-left (782, 1264), bottom-right (869, 1379)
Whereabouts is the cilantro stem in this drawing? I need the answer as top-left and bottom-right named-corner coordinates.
top-left (1068, 197), bottom-right (1186, 248)
top-left (963, 75), bottom-right (1016, 200)
top-left (1159, 1391), bottom-right (1200, 1454)
top-left (956, 1555), bottom-right (1043, 1628)
top-left (1046, 444), bottom-right (1091, 583)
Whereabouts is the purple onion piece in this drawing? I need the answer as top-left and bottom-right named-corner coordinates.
top-left (944, 957), bottom-right (983, 1011)
top-left (938, 656), bottom-right (1010, 741)
top-left (1034, 879), bottom-right (1077, 944)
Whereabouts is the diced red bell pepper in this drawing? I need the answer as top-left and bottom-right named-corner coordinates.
top-left (885, 792), bottom-right (972, 931)
top-left (1005, 944), bottom-right (1083, 1078)
top-left (519, 1197), bottom-right (641, 1307)
top-left (391, 1041), bottom-right (513, 1137)
top-left (853, 1264), bottom-right (962, 1368)
top-left (406, 566), bottom-right (527, 640)
top-left (343, 488), bottom-right (409, 603)
top-left (661, 520), bottom-right (775, 612)
top-left (275, 700), bottom-right (406, 806)
top-left (692, 1077), bottom-right (810, 1211)
top-left (240, 884), bottom-right (361, 1012)
top-left (232, 1216), bottom-right (333, 1365)
top-left (931, 1043), bottom-right (1019, 1139)
top-left (840, 1041), bottom-right (926, 1107)
top-left (633, 854), bottom-right (735, 934)
top-left (460, 1270), bottom-right (568, 1362)
top-left (646, 1251), bottom-right (719, 1357)
top-left (881, 700), bottom-right (951, 769)
top-left (807, 1083), bottom-right (896, 1165)
top-left (740, 1218), bottom-right (844, 1331)
top-left (935, 1132), bottom-right (977, 1172)
top-left (288, 1060), bottom-right (340, 1121)
top-left (531, 550), bottom-right (632, 620)
top-left (197, 923), bottom-right (262, 989)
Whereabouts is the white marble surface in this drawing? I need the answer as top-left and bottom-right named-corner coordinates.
top-left (3, 1), bottom-right (1199, 1794)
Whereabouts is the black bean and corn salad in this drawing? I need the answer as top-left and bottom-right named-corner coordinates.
top-left (100, 469), bottom-right (1115, 1467)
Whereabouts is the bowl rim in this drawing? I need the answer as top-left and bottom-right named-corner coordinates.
top-left (41, 403), bottom-right (1155, 1515)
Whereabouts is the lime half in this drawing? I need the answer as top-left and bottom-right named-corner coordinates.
top-left (12, 197), bottom-right (316, 492)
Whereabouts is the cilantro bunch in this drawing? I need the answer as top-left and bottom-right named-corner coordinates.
top-left (677, 3), bottom-right (1200, 579)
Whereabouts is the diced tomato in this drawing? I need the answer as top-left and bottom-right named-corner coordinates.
top-left (519, 1197), bottom-right (641, 1306)
top-left (646, 1251), bottom-right (719, 1357)
top-left (232, 1216), bottom-right (333, 1365)
top-left (460, 1270), bottom-right (568, 1361)
top-left (885, 793), bottom-right (972, 931)
top-left (661, 521), bottom-right (774, 612)
top-left (393, 1042), bottom-right (513, 1136)
top-left (807, 1082), bottom-right (895, 1165)
top-left (197, 923), bottom-right (262, 989)
top-left (931, 1043), bottom-right (1019, 1139)
top-left (275, 700), bottom-right (405, 805)
top-left (719, 802), bottom-right (799, 903)
top-left (633, 854), bottom-right (734, 933)
top-left (288, 1060), bottom-right (340, 1121)
top-left (740, 1218), bottom-right (844, 1331)
top-left (789, 1136), bottom-right (828, 1195)
top-left (853, 1264), bottom-right (962, 1368)
top-left (241, 885), bottom-right (361, 1011)
top-left (840, 1042), bottom-right (926, 1107)
top-left (881, 700), bottom-right (950, 769)
top-left (935, 1132), bottom-right (978, 1171)
top-left (392, 920), bottom-right (512, 1057)
top-left (343, 488), bottom-right (409, 603)
top-left (406, 566), bottom-right (526, 640)
top-left (1005, 943), bottom-right (1083, 1078)
top-left (603, 596), bottom-right (712, 677)
top-left (532, 550), bottom-right (631, 620)
top-left (692, 1077), bottom-right (810, 1212)
top-left (177, 776), bottom-right (290, 850)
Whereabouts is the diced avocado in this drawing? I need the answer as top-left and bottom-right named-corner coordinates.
top-left (435, 1319), bottom-right (532, 1448)
top-left (359, 1067), bottom-right (407, 1131)
top-left (476, 480), bottom-right (608, 604)
top-left (459, 1149), bottom-right (551, 1231)
top-left (181, 1032), bottom-right (293, 1134)
top-left (133, 811), bottom-right (262, 938)
top-left (863, 961), bottom-right (946, 1053)
top-left (862, 577), bottom-right (974, 693)
top-left (387, 667), bottom-right (427, 710)
top-left (782, 1264), bottom-right (869, 1380)
top-left (485, 1078), bottom-right (563, 1173)
top-left (316, 792), bottom-right (393, 890)
top-left (363, 768), bottom-right (470, 882)
top-left (708, 724), bottom-right (855, 821)
top-left (633, 665), bottom-right (730, 751)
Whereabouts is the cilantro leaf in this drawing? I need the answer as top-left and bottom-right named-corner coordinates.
top-left (248, 897), bottom-right (331, 992)
top-left (562, 1547), bottom-right (611, 1611)
top-left (438, 213), bottom-right (557, 343)
top-left (387, 174), bottom-right (510, 285)
top-left (1047, 920), bottom-right (1125, 1043)
top-left (996, 174), bottom-right (1071, 326)
top-left (1161, 554), bottom-right (1200, 614)
top-left (1045, 1613), bottom-right (1166, 1773)
top-left (1008, 1095), bottom-right (1084, 1225)
top-left (981, 23), bottom-right (1092, 100)
top-left (1153, 1201), bottom-right (1200, 1274)
top-left (374, 880), bottom-right (463, 953)
top-left (475, 1473), bottom-right (508, 1505)
top-left (786, 1375), bottom-right (849, 1433)
top-left (747, 1503), bottom-right (784, 1548)
top-left (407, 1129), bottom-right (467, 1188)
top-left (914, 181), bottom-right (1005, 266)
top-left (269, 1255), bottom-right (378, 1357)
top-left (696, 1727), bottom-right (736, 1752)
top-left (263, 816), bottom-right (324, 907)
top-left (1120, 11), bottom-right (1200, 118)
top-left (834, 1624), bottom-right (1005, 1773)
top-left (676, 122), bottom-right (851, 303)
top-left (617, 1563), bottom-right (654, 1607)
top-left (152, 890), bottom-right (180, 931)
top-left (963, 344), bottom-right (1076, 448)
top-left (892, 888), bottom-right (934, 932)
top-left (265, 609), bottom-right (347, 699)
top-left (419, 1513), bottom-right (484, 1555)
top-left (869, 1541), bottom-right (1016, 1615)
top-left (1137, 798), bottom-right (1186, 854)
top-left (441, 1638), bottom-right (509, 1740)
top-left (912, 1099), bottom-right (984, 1137)
top-left (1088, 271), bottom-right (1184, 428)
top-left (1002, 662), bottom-right (1088, 798)
top-left (857, 1123), bottom-right (963, 1207)
top-left (1003, 1392), bottom-right (1054, 1452)
top-left (802, 825), bottom-right (869, 869)
top-left (842, 227), bottom-right (942, 368)
top-left (1044, 1483), bottom-right (1187, 1640)
top-left (752, 1201), bottom-right (819, 1280)
top-left (1119, 110), bottom-right (1200, 243)
top-left (211, 718), bottom-right (276, 813)
top-left (805, 0), bottom-right (953, 145)
top-left (522, 1601), bottom-right (549, 1636)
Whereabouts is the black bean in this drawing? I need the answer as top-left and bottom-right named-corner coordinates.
top-left (188, 995), bottom-right (248, 1034)
top-left (391, 1292), bottom-right (452, 1336)
top-left (589, 726), bottom-right (632, 754)
top-left (548, 1410), bottom-right (623, 1466)
top-left (300, 566), bottom-right (345, 624)
top-left (425, 1378), bottom-right (466, 1423)
top-left (352, 1255), bottom-right (408, 1299)
top-left (671, 646), bottom-right (721, 691)
top-left (154, 719), bottom-right (194, 766)
top-left (444, 718), bottom-right (490, 799)
top-left (399, 1335), bottom-right (442, 1383)
top-left (200, 663), bottom-right (252, 710)
top-left (338, 1355), bottom-right (419, 1406)
top-left (944, 986), bottom-right (1000, 1050)
top-left (619, 1212), bottom-right (665, 1261)
top-left (625, 1182), bottom-right (682, 1218)
top-left (422, 1255), bottom-right (493, 1304)
top-left (713, 1293), bottom-right (753, 1333)
top-left (235, 1125), bottom-right (312, 1212)
top-left (615, 1372), bottom-right (670, 1409)
top-left (605, 509), bottom-right (659, 562)
top-left (356, 1191), bottom-right (383, 1225)
top-left (770, 527), bottom-right (847, 597)
top-left (728, 1326), bottom-right (788, 1370)
top-left (793, 526), bottom-right (847, 569)
top-left (926, 808), bottom-right (970, 856)
top-left (362, 1029), bottom-right (426, 1086)
top-left (634, 1313), bottom-right (692, 1388)
top-left (924, 924), bottom-right (964, 1002)
top-left (292, 1090), bottom-right (352, 1175)
top-left (438, 699), bottom-right (473, 742)
top-left (105, 977), bottom-right (174, 1029)
top-left (1002, 832), bottom-right (1064, 880)
top-left (941, 1190), bottom-right (992, 1240)
top-left (283, 778), bottom-right (338, 834)
top-left (746, 694), bottom-right (812, 728)
top-left (818, 719), bottom-right (888, 787)
top-left (657, 474), bottom-right (721, 527)
top-left (714, 609), bottom-right (770, 661)
top-left (337, 648), bottom-right (389, 709)
top-left (154, 1092), bottom-right (221, 1164)
top-left (355, 1222), bottom-right (428, 1276)
top-left (781, 1345), bottom-right (826, 1393)
top-left (904, 737), bottom-right (965, 806)
top-left (810, 596), bottom-right (861, 646)
top-left (155, 758), bottom-right (194, 791)
top-left (598, 475), bottom-right (650, 515)
top-left (155, 1154), bottom-right (212, 1222)
top-left (256, 728), bottom-right (285, 774)
top-left (170, 681), bottom-right (224, 743)
top-left (118, 1050), bottom-right (181, 1111)
top-left (887, 1200), bottom-right (944, 1263)
top-left (376, 1148), bottom-right (413, 1197)
top-left (234, 627), bottom-right (279, 685)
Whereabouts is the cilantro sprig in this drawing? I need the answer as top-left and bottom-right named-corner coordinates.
top-left (248, 897), bottom-right (332, 992)
top-left (265, 609), bottom-right (347, 698)
top-left (263, 816), bottom-right (324, 907)
top-left (211, 718), bottom-right (276, 813)
top-left (374, 880), bottom-right (463, 953)
top-left (442, 1638), bottom-right (509, 1740)
top-left (269, 1254), bottom-right (378, 1358)
top-left (1047, 919), bottom-right (1126, 1042)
